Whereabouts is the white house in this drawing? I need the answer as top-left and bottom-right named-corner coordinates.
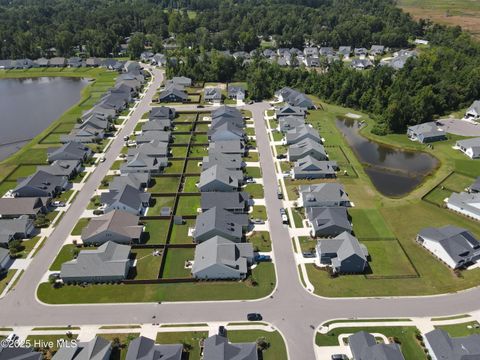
top-left (464, 100), bottom-right (480, 121)
top-left (455, 138), bottom-right (480, 159)
top-left (447, 192), bottom-right (480, 221)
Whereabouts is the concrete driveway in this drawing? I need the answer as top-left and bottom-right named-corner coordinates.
top-left (438, 118), bottom-right (480, 136)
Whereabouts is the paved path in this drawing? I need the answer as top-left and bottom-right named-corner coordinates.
top-left (3, 77), bottom-right (480, 359)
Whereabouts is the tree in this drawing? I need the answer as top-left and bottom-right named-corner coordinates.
top-left (128, 33), bottom-right (145, 60)
top-left (8, 239), bottom-right (22, 257)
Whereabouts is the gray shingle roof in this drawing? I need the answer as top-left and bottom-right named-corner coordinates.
top-left (202, 153), bottom-right (244, 171)
top-left (136, 131), bottom-right (171, 144)
top-left (0, 197), bottom-right (47, 217)
top-left (13, 170), bottom-right (67, 197)
top-left (201, 192), bottom-right (250, 212)
top-left (349, 331), bottom-right (405, 360)
top-left (109, 173), bottom-right (150, 191)
top-left (306, 207), bottom-right (352, 236)
top-left (38, 160), bottom-right (80, 177)
top-left (198, 165), bottom-right (243, 191)
top-left (300, 183), bottom-right (350, 207)
top-left (317, 232), bottom-right (368, 272)
top-left (0, 346), bottom-right (42, 360)
top-left (150, 106), bottom-right (175, 119)
top-left (210, 140), bottom-right (245, 155)
top-left (285, 124), bottom-right (321, 144)
top-left (194, 207), bottom-right (249, 242)
top-left (127, 140), bottom-right (169, 158)
top-left (141, 119), bottom-right (171, 132)
top-left (47, 142), bottom-right (92, 162)
top-left (125, 336), bottom-right (182, 360)
top-left (424, 329), bottom-right (480, 360)
top-left (448, 192), bottom-right (480, 219)
top-left (81, 210), bottom-right (143, 241)
top-left (407, 122), bottom-right (446, 141)
top-left (202, 335), bottom-right (257, 360)
top-left (0, 216), bottom-right (34, 245)
top-left (293, 156), bottom-right (337, 178)
top-left (211, 106), bottom-right (243, 119)
top-left (288, 138), bottom-right (327, 160)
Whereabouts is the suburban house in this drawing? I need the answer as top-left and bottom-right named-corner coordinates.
top-left (120, 153), bottom-right (165, 174)
top-left (316, 232), bottom-right (369, 273)
top-left (274, 87), bottom-right (315, 109)
top-left (47, 142), bottom-right (92, 163)
top-left (77, 114), bottom-right (113, 132)
top-left (197, 165), bottom-right (243, 192)
top-left (468, 177), bottom-right (480, 193)
top-left (100, 184), bottom-right (151, 215)
top-left (275, 104), bottom-right (306, 118)
top-left (407, 122), bottom-right (446, 143)
top-left (306, 207), bottom-right (352, 238)
top-left (209, 140), bottom-right (246, 155)
top-left (0, 345), bottom-right (42, 359)
top-left (158, 86), bottom-right (188, 103)
top-left (109, 173), bottom-right (150, 191)
top-left (304, 47), bottom-right (319, 57)
top-left (125, 336), bottom-right (182, 360)
top-left (38, 160), bottom-right (81, 179)
top-left (424, 329), bottom-right (480, 360)
top-left (285, 125), bottom-right (321, 145)
top-left (192, 236), bottom-right (254, 280)
top-left (127, 140), bottom-right (169, 159)
top-left (447, 192), bottom-right (480, 221)
top-left (204, 87), bottom-right (222, 104)
top-left (136, 130), bottom-right (171, 144)
top-left (193, 207), bottom-right (249, 243)
top-left (61, 127), bottom-right (104, 144)
top-left (81, 210), bottom-right (143, 245)
top-left (170, 76), bottom-right (192, 87)
top-left (0, 197), bottom-right (49, 219)
top-left (202, 335), bottom-right (258, 360)
top-left (417, 226), bottom-right (480, 269)
top-left (13, 170), bottom-right (68, 198)
top-left (370, 45), bottom-right (385, 56)
top-left (278, 115), bottom-right (305, 132)
top-left (455, 138), bottom-right (480, 159)
top-left (60, 241), bottom-right (131, 284)
top-left (288, 138), bottom-right (328, 161)
top-left (464, 100), bottom-right (480, 121)
top-left (0, 216), bottom-right (35, 248)
top-left (349, 331), bottom-right (405, 360)
top-left (299, 183), bottom-right (350, 208)
top-left (86, 57), bottom-right (102, 67)
top-left (293, 157), bottom-right (337, 179)
top-left (338, 46), bottom-right (352, 58)
top-left (202, 153), bottom-right (244, 171)
top-left (351, 59), bottom-right (373, 70)
top-left (211, 105), bottom-right (243, 120)
top-left (53, 336), bottom-right (112, 360)
top-left (200, 191), bottom-right (250, 213)
top-left (150, 106), bottom-right (176, 119)
top-left (208, 122), bottom-right (245, 142)
top-left (141, 119), bottom-right (172, 132)
top-left (0, 248), bottom-right (10, 272)
top-left (228, 86), bottom-right (246, 101)
top-left (211, 116), bottom-right (244, 131)
top-left (354, 48), bottom-right (368, 57)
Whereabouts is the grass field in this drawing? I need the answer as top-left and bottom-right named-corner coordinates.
top-left (435, 321), bottom-right (480, 336)
top-left (248, 231), bottom-right (272, 252)
top-left (156, 331), bottom-right (207, 360)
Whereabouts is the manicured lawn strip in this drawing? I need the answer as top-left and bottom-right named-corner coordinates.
top-left (148, 196), bottom-right (176, 216)
top-left (188, 146), bottom-right (208, 157)
top-left (183, 177), bottom-right (199, 192)
top-left (131, 249), bottom-right (162, 280)
top-left (37, 263), bottom-right (276, 303)
top-left (349, 208), bottom-right (395, 239)
top-left (315, 326), bottom-right (424, 360)
top-left (5, 165), bottom-right (39, 181)
top-left (162, 248), bottom-right (194, 278)
top-left (246, 127), bottom-right (256, 136)
top-left (441, 172), bottom-right (475, 192)
top-left (0, 181), bottom-right (17, 196)
top-left (98, 333), bottom-right (140, 360)
top-left (435, 321), bottom-right (480, 336)
top-left (26, 334), bottom-right (78, 352)
top-left (185, 160), bottom-right (202, 173)
top-left (244, 184), bottom-right (264, 198)
top-left (56, 189), bottom-right (75, 203)
top-left (244, 151), bottom-right (259, 162)
top-left (87, 195), bottom-right (100, 210)
top-left (71, 218), bottom-right (90, 236)
top-left (100, 175), bottom-right (114, 189)
top-left (0, 270), bottom-right (16, 294)
top-left (245, 167), bottom-right (261, 178)
top-left (173, 134), bottom-right (191, 144)
top-left (49, 244), bottom-right (80, 271)
top-left (173, 124), bottom-right (193, 132)
top-left (164, 160), bottom-right (185, 174)
top-left (149, 177), bottom-right (180, 193)
top-left (228, 330), bottom-right (288, 360)
top-left (156, 331), bottom-right (207, 360)
top-left (170, 219), bottom-right (196, 244)
top-left (171, 146), bottom-right (188, 158)
top-left (423, 187), bottom-right (451, 206)
top-left (365, 240), bottom-right (417, 277)
top-left (272, 131), bottom-right (283, 141)
top-left (299, 236), bottom-right (317, 252)
top-left (111, 160), bottom-right (124, 170)
top-left (431, 314), bottom-right (470, 321)
top-left (251, 205), bottom-right (267, 220)
top-left (18, 236), bottom-right (42, 259)
top-left (142, 219), bottom-right (170, 244)
top-left (291, 208), bottom-right (304, 228)
top-left (248, 231), bottom-right (272, 252)
top-left (175, 196), bottom-right (200, 216)
top-left (192, 134), bottom-right (208, 143)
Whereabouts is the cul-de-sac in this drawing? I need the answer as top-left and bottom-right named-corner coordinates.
top-left (0, 1), bottom-right (480, 359)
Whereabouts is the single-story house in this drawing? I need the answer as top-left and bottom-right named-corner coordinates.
top-left (61, 127), bottom-right (104, 144)
top-left (197, 165), bottom-right (243, 192)
top-left (293, 157), bottom-right (337, 179)
top-left (338, 46), bottom-right (351, 58)
top-left (120, 153), bottom-right (165, 175)
top-left (288, 138), bottom-right (327, 162)
top-left (127, 140), bottom-right (169, 159)
top-left (211, 106), bottom-right (243, 120)
top-left (0, 248), bottom-right (11, 272)
top-left (274, 88), bottom-right (314, 109)
top-left (53, 336), bottom-right (111, 360)
top-left (0, 216), bottom-right (35, 248)
top-left (304, 47), bottom-right (319, 57)
top-left (141, 119), bottom-right (172, 132)
top-left (125, 336), bottom-right (182, 360)
top-left (209, 140), bottom-right (246, 155)
top-left (61, 242), bottom-right (131, 284)
top-left (285, 125), bottom-right (321, 145)
top-left (200, 191), bottom-right (250, 213)
top-left (210, 116), bottom-right (244, 131)
top-left (86, 57), bottom-right (102, 67)
top-left (158, 87), bottom-right (188, 103)
top-left (354, 48), bottom-right (368, 57)
top-left (464, 100), bottom-right (480, 121)
top-left (424, 329), bottom-right (480, 360)
top-left (300, 183), bottom-right (350, 208)
top-left (81, 210), bottom-right (143, 245)
top-left (468, 177), bottom-right (480, 193)
top-left (349, 331), bottom-right (405, 360)
top-left (317, 232), bottom-right (369, 273)
top-left (192, 237), bottom-right (254, 280)
top-left (100, 185), bottom-right (151, 216)
top-left (208, 122), bottom-right (245, 142)
top-left (228, 86), bottom-right (246, 101)
top-left (13, 170), bottom-right (68, 198)
top-left (67, 57), bottom-right (83, 68)
top-left (351, 59), bottom-right (373, 70)
top-left (275, 104), bottom-right (306, 119)
top-left (193, 207), bottom-right (249, 243)
top-left (136, 130), bottom-right (171, 144)
top-left (455, 138), bottom-right (480, 159)
top-left (319, 47), bottom-right (335, 57)
top-left (204, 87), bottom-right (222, 104)
top-left (47, 142), bottom-right (92, 163)
top-left (77, 115), bottom-right (113, 132)
top-left (109, 173), bottom-right (150, 191)
top-left (202, 153), bottom-right (244, 171)
top-left (278, 115), bottom-right (305, 133)
top-left (38, 160), bottom-right (81, 179)
top-left (417, 226), bottom-right (480, 269)
top-left (306, 207), bottom-right (352, 238)
top-left (370, 45), bottom-right (385, 56)
top-left (170, 76), bottom-right (192, 87)
top-left (407, 122), bottom-right (446, 143)
top-left (447, 192), bottom-right (480, 221)
top-left (150, 106), bottom-right (176, 120)
top-left (202, 335), bottom-right (258, 360)
top-left (0, 197), bottom-right (49, 219)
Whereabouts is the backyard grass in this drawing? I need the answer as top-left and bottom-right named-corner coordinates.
top-left (149, 177), bottom-right (180, 193)
top-left (171, 146), bottom-right (188, 158)
top-left (349, 208), bottom-right (395, 239)
top-left (37, 262), bottom-right (276, 303)
top-left (183, 176), bottom-right (199, 192)
top-left (188, 146), bottom-right (208, 157)
top-left (315, 326), bottom-right (424, 360)
top-left (228, 330), bottom-right (288, 360)
top-left (142, 219), bottom-right (170, 244)
top-left (164, 160), bottom-right (185, 174)
top-left (435, 321), bottom-right (480, 337)
top-left (291, 208), bottom-right (304, 228)
top-left (248, 231), bottom-right (272, 252)
top-left (71, 218), bottom-right (90, 236)
top-left (244, 184), bottom-right (264, 199)
top-left (365, 240), bottom-right (417, 277)
top-left (251, 205), bottom-right (267, 221)
top-left (175, 195), bottom-right (200, 215)
top-left (423, 187), bottom-right (451, 207)
top-left (156, 331), bottom-right (207, 360)
top-left (162, 248), bottom-right (195, 278)
top-left (170, 219), bottom-right (196, 244)
top-left (131, 249), bottom-right (162, 280)
top-left (148, 196), bottom-right (176, 216)
top-left (185, 160), bottom-right (202, 173)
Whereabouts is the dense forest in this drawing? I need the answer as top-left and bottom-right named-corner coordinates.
top-left (1, 0), bottom-right (479, 132)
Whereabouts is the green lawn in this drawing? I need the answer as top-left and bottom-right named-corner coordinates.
top-left (272, 131), bottom-right (283, 141)
top-left (173, 134), bottom-right (191, 144)
top-left (0, 181), bottom-right (16, 196)
top-left (441, 172), bottom-right (475, 192)
top-left (175, 113), bottom-right (198, 122)
top-left (71, 218), bottom-right (90, 236)
top-left (228, 330), bottom-right (288, 360)
top-left (244, 151), bottom-right (259, 162)
top-left (148, 196), bottom-right (176, 216)
top-left (49, 245), bottom-right (83, 271)
top-left (251, 205), bottom-right (267, 221)
top-left (142, 219), bottom-right (170, 244)
top-left (37, 263), bottom-right (276, 303)
top-left (291, 208), bottom-right (304, 228)
top-left (0, 270), bottom-right (16, 294)
top-left (111, 160), bottom-right (125, 170)
top-left (170, 219), bottom-right (196, 244)
top-left (6, 165), bottom-right (39, 181)
top-left (245, 167), bottom-right (262, 178)
top-left (18, 236), bottom-right (42, 259)
top-left (162, 248), bottom-right (194, 278)
top-left (149, 177), bottom-right (180, 193)
top-left (423, 187), bottom-right (451, 206)
top-left (435, 321), bottom-right (480, 337)
top-left (315, 326), bottom-right (424, 360)
top-left (248, 232), bottom-right (272, 252)
top-left (98, 333), bottom-right (140, 360)
top-left (131, 249), bottom-right (161, 279)
top-left (185, 160), bottom-right (202, 173)
top-left (188, 146), bottom-right (208, 157)
top-left (349, 208), bottom-right (395, 239)
top-left (183, 176), bottom-right (199, 192)
top-left (164, 160), bottom-right (185, 174)
top-left (244, 184), bottom-right (264, 198)
top-left (175, 195), bottom-right (200, 215)
top-left (171, 146), bottom-right (188, 158)
top-left (156, 331), bottom-right (207, 360)
top-left (365, 240), bottom-right (417, 277)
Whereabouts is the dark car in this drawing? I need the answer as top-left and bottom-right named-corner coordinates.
top-left (247, 313), bottom-right (262, 321)
top-left (303, 251), bottom-right (316, 258)
top-left (218, 326), bottom-right (227, 337)
top-left (197, 105), bottom-right (205, 108)
top-left (276, 154), bottom-right (286, 159)
top-left (331, 355), bottom-right (348, 360)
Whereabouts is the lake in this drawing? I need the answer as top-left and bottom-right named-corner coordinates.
top-left (0, 77), bottom-right (89, 161)
top-left (335, 117), bottom-right (439, 197)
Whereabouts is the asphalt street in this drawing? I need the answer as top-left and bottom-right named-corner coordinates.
top-left (1, 68), bottom-right (480, 359)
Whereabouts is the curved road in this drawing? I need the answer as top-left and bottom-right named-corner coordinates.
top-left (1, 67), bottom-right (480, 360)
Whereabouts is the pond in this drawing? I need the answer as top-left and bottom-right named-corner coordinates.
top-left (335, 117), bottom-right (439, 197)
top-left (0, 77), bottom-right (89, 161)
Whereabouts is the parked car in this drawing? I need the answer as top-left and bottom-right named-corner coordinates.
top-left (123, 135), bottom-right (129, 141)
top-left (99, 157), bottom-right (106, 163)
top-left (331, 355), bottom-right (348, 360)
top-left (246, 178), bottom-right (255, 184)
top-left (277, 188), bottom-right (283, 199)
top-left (255, 254), bottom-right (271, 262)
top-left (247, 313), bottom-right (262, 321)
top-left (52, 201), bottom-right (66, 207)
top-left (251, 218), bottom-right (265, 224)
top-left (303, 251), bottom-right (316, 258)
top-left (276, 154), bottom-right (286, 159)
top-left (197, 105), bottom-right (205, 108)
top-left (280, 208), bottom-right (286, 214)
top-left (218, 326), bottom-right (227, 337)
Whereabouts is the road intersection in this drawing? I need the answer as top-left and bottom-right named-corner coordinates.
top-left (2, 67), bottom-right (480, 359)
